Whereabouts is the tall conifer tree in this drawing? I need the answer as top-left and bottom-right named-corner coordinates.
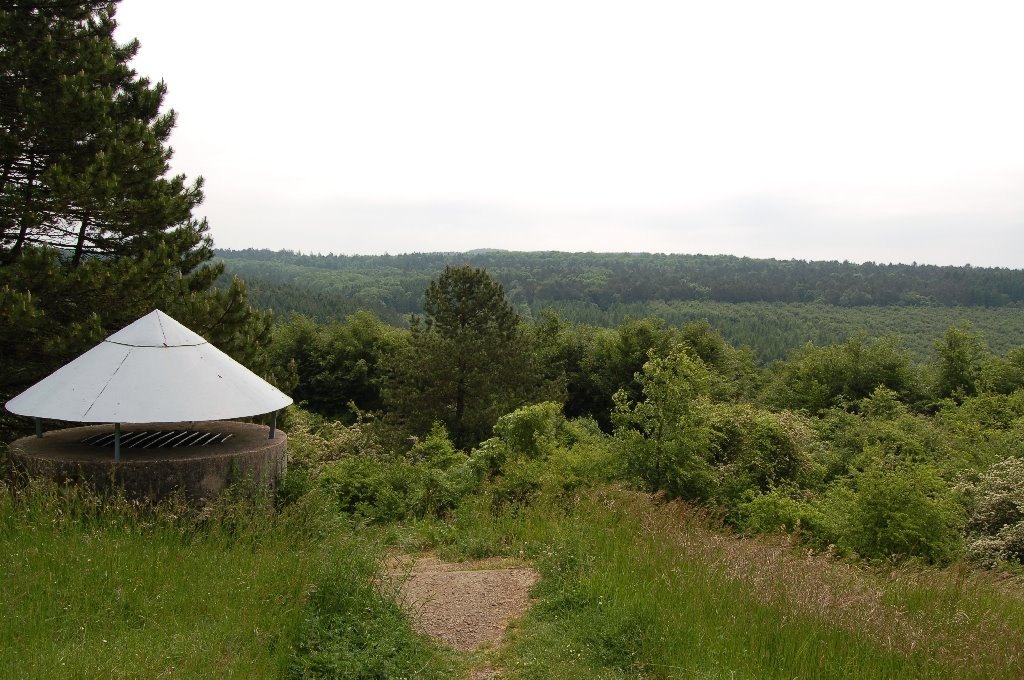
top-left (388, 265), bottom-right (541, 448)
top-left (0, 1), bottom-right (271, 432)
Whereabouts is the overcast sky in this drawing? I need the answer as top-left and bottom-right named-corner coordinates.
top-left (115, 0), bottom-right (1024, 267)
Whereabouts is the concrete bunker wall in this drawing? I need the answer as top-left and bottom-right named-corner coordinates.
top-left (9, 421), bottom-right (287, 503)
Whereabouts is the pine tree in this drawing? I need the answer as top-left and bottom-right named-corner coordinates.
top-left (1, 2), bottom-right (210, 264)
top-left (387, 265), bottom-right (541, 448)
top-left (0, 2), bottom-right (270, 434)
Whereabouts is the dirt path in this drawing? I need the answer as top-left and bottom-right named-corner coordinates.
top-left (387, 555), bottom-right (540, 653)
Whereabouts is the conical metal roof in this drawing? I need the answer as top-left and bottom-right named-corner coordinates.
top-left (5, 310), bottom-right (292, 423)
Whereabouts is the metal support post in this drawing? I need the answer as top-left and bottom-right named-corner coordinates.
top-left (35, 418), bottom-right (42, 438)
top-left (114, 423), bottom-right (121, 462)
top-left (269, 411), bottom-right (277, 439)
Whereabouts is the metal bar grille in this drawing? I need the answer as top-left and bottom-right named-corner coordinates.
top-left (81, 430), bottom-right (233, 449)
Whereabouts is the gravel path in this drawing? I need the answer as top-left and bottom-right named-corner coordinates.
top-left (388, 555), bottom-right (540, 652)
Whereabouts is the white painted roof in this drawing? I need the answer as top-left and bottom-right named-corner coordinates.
top-left (5, 310), bottom-right (292, 423)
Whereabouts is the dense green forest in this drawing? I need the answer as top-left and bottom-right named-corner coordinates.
top-left (249, 264), bottom-right (1024, 565)
top-left (218, 248), bottom-right (1024, 362)
top-left (219, 249), bottom-right (1024, 309)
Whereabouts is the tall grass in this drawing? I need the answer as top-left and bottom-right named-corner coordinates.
top-left (0, 479), bottom-right (457, 679)
top-left (435, 487), bottom-right (1024, 679)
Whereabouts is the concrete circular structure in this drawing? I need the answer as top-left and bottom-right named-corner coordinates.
top-left (9, 421), bottom-right (287, 503)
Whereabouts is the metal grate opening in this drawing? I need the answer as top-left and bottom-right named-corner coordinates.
top-left (82, 430), bottom-right (233, 449)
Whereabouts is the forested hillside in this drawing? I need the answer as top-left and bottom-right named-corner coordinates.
top-left (219, 249), bottom-right (1024, 309)
top-left (218, 249), bottom-right (1024, 362)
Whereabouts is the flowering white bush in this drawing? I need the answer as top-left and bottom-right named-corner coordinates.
top-left (965, 457), bottom-right (1024, 565)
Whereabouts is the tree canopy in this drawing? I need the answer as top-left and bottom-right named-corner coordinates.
top-left (0, 1), bottom-right (268, 435)
top-left (387, 265), bottom-right (542, 448)
top-left (1, 2), bottom-right (210, 265)
top-left (218, 248), bottom-right (1024, 315)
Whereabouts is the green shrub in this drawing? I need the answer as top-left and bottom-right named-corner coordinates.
top-left (706, 403), bottom-right (815, 504)
top-left (293, 411), bottom-right (482, 521)
top-left (318, 457), bottom-right (425, 522)
top-left (938, 393), bottom-right (1024, 469)
top-left (284, 406), bottom-right (386, 470)
top-left (476, 403), bottom-right (616, 507)
top-left (414, 465), bottom-right (474, 518)
top-left (315, 431), bottom-right (479, 522)
top-left (469, 436), bottom-right (513, 477)
top-left (276, 467), bottom-right (314, 507)
top-left (408, 422), bottom-right (466, 469)
top-left (544, 430), bottom-right (620, 492)
top-left (613, 345), bottom-right (818, 509)
top-left (823, 462), bottom-right (965, 564)
top-left (764, 335), bottom-right (921, 413)
top-left (814, 399), bottom-right (957, 484)
top-left (492, 401), bottom-right (572, 458)
top-left (616, 398), bottom-right (815, 509)
top-left (654, 434), bottom-right (721, 503)
top-left (735, 486), bottom-right (818, 535)
top-left (489, 456), bottom-right (547, 510)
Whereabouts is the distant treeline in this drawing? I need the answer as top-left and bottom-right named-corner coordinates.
top-left (217, 249), bottom-right (1024, 362)
top-left (219, 249), bottom-right (1024, 308)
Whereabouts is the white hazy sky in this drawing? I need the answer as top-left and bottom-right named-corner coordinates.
top-left (115, 0), bottom-right (1024, 266)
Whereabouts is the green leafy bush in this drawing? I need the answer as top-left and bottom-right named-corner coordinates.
top-left (284, 407), bottom-right (386, 470)
top-left (735, 486), bottom-right (819, 535)
top-left (492, 401), bottom-right (571, 458)
top-left (484, 403), bottom-right (617, 509)
top-left (488, 456), bottom-right (547, 509)
top-left (705, 403), bottom-right (816, 504)
top-left (814, 394), bottom-right (955, 483)
top-left (612, 345), bottom-right (718, 499)
top-left (408, 422), bottom-right (467, 469)
top-left (820, 462), bottom-right (965, 564)
top-left (467, 436), bottom-right (513, 478)
top-left (309, 420), bottom-right (483, 521)
top-left (613, 345), bottom-right (815, 509)
top-left (937, 393), bottom-right (1024, 468)
top-left (318, 456), bottom-right (423, 521)
top-left (764, 334), bottom-right (921, 413)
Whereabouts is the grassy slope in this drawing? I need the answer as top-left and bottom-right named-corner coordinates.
top-left (0, 482), bottom-right (457, 679)
top-left (3, 473), bottom-right (1023, 678)
top-left (429, 489), bottom-right (1024, 679)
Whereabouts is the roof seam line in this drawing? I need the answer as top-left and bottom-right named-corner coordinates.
top-left (105, 340), bottom-right (208, 348)
top-left (82, 348), bottom-right (131, 419)
top-left (156, 311), bottom-right (168, 345)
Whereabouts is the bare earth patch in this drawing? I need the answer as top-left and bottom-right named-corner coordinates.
top-left (387, 555), bottom-right (540, 652)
